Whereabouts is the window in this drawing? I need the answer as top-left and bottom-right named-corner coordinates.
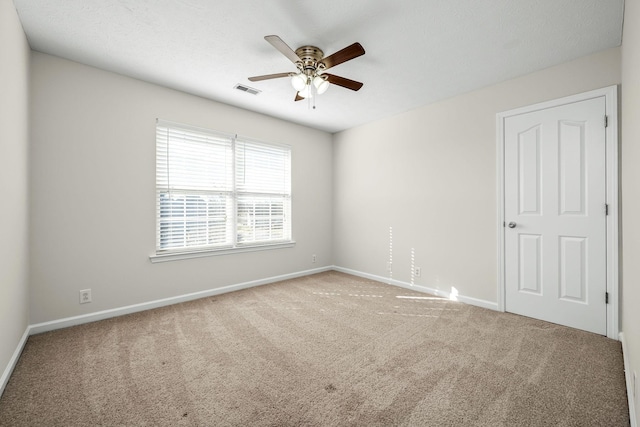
top-left (155, 120), bottom-right (291, 258)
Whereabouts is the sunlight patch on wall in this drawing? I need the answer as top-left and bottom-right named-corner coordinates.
top-left (449, 287), bottom-right (459, 301)
top-left (410, 247), bottom-right (415, 286)
top-left (388, 226), bottom-right (393, 282)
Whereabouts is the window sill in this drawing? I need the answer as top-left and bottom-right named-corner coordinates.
top-left (149, 241), bottom-right (296, 263)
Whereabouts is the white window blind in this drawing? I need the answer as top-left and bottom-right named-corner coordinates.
top-left (156, 120), bottom-right (291, 254)
top-left (236, 140), bottom-right (291, 245)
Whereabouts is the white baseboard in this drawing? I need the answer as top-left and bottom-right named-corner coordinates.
top-left (620, 332), bottom-right (638, 427)
top-left (0, 326), bottom-right (30, 398)
top-left (28, 265), bottom-right (496, 336)
top-left (332, 266), bottom-right (498, 311)
top-left (27, 265), bottom-right (498, 336)
top-left (30, 266), bottom-right (332, 335)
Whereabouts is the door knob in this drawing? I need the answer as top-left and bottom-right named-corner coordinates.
top-left (508, 222), bottom-right (516, 228)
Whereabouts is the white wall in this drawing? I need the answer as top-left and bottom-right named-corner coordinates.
top-left (0, 0), bottom-right (30, 389)
top-left (29, 52), bottom-right (333, 324)
top-left (333, 47), bottom-right (621, 304)
top-left (622, 0), bottom-right (640, 420)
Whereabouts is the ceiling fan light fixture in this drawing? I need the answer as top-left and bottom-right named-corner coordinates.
top-left (291, 73), bottom-right (307, 91)
top-left (313, 76), bottom-right (329, 94)
top-left (299, 85), bottom-right (313, 99)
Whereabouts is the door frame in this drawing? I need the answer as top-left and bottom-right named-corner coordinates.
top-left (496, 85), bottom-right (619, 339)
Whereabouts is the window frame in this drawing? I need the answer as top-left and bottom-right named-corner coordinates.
top-left (150, 119), bottom-right (294, 263)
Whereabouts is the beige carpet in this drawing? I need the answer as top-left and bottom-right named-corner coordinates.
top-left (0, 271), bottom-right (629, 426)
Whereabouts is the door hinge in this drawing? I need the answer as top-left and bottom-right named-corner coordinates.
top-left (604, 115), bottom-right (609, 128)
top-left (605, 203), bottom-right (609, 216)
top-left (606, 292), bottom-right (609, 304)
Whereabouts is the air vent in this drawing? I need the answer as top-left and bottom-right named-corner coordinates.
top-left (234, 84), bottom-right (261, 95)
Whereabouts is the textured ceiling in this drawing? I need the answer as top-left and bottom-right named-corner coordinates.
top-left (13, 0), bottom-right (624, 133)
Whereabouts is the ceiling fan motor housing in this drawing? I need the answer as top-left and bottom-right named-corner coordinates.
top-left (295, 46), bottom-right (325, 76)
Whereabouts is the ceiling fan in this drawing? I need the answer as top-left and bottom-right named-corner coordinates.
top-left (248, 35), bottom-right (365, 101)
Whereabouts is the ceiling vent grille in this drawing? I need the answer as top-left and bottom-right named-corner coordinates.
top-left (234, 84), bottom-right (261, 95)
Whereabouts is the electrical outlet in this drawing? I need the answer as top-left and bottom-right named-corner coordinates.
top-left (79, 289), bottom-right (92, 304)
top-left (312, 254), bottom-right (317, 263)
top-left (415, 267), bottom-right (422, 277)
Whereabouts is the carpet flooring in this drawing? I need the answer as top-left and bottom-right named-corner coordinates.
top-left (0, 271), bottom-right (630, 426)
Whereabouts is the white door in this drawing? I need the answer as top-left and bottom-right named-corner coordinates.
top-left (504, 96), bottom-right (607, 335)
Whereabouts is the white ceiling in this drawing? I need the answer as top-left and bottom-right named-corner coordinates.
top-left (13, 0), bottom-right (624, 133)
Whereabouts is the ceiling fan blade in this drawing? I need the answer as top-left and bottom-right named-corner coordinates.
top-left (295, 92), bottom-right (305, 101)
top-left (248, 72), bottom-right (291, 82)
top-left (325, 73), bottom-right (364, 91)
top-left (319, 43), bottom-right (365, 70)
top-left (265, 35), bottom-right (301, 64)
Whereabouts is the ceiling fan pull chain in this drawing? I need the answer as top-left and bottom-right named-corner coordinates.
top-left (313, 85), bottom-right (317, 110)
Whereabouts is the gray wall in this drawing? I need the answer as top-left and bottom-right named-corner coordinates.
top-left (29, 52), bottom-right (334, 324)
top-left (0, 0), bottom-right (30, 387)
top-left (622, 0), bottom-right (640, 419)
top-left (333, 47), bottom-right (621, 305)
